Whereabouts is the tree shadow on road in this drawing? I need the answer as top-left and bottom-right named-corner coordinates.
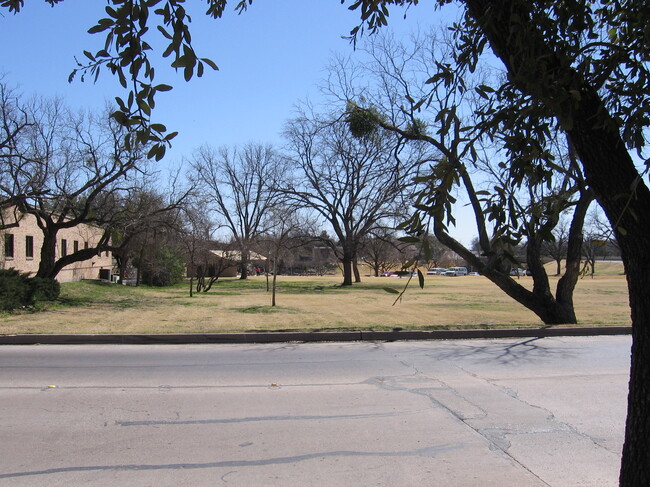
top-left (414, 337), bottom-right (580, 366)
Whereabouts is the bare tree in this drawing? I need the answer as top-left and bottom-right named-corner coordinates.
top-left (258, 205), bottom-right (312, 306)
top-left (189, 142), bottom-right (285, 280)
top-left (581, 205), bottom-right (619, 278)
top-left (0, 80), bottom-right (38, 218)
top-left (179, 197), bottom-right (238, 295)
top-left (0, 88), bottom-right (165, 279)
top-left (283, 107), bottom-right (423, 286)
top-left (359, 228), bottom-right (409, 277)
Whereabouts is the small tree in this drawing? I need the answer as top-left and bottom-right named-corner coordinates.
top-left (260, 206), bottom-right (312, 306)
top-left (359, 229), bottom-right (404, 277)
top-left (136, 244), bottom-right (185, 287)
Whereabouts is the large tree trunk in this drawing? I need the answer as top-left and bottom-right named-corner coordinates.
top-left (619, 262), bottom-right (650, 485)
top-left (341, 257), bottom-right (353, 286)
top-left (555, 191), bottom-right (593, 317)
top-left (462, 1), bottom-right (650, 482)
top-left (569, 112), bottom-right (650, 486)
top-left (36, 230), bottom-right (58, 279)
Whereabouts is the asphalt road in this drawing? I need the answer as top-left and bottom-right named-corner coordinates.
top-left (0, 336), bottom-right (631, 486)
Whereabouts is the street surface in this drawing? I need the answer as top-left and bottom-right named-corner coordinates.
top-left (0, 336), bottom-right (630, 486)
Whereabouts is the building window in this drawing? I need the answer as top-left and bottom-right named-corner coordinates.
top-left (25, 236), bottom-right (34, 259)
top-left (61, 239), bottom-right (67, 257)
top-left (74, 240), bottom-right (79, 253)
top-left (4, 233), bottom-right (14, 259)
top-left (84, 241), bottom-right (89, 250)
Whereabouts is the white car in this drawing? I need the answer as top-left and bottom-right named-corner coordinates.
top-left (426, 268), bottom-right (446, 275)
top-left (445, 267), bottom-right (468, 276)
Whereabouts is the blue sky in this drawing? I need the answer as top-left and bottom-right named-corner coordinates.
top-left (1, 1), bottom-right (477, 244)
top-left (0, 1), bottom-right (438, 158)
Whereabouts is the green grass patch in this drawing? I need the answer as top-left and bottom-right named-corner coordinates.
top-left (234, 305), bottom-right (282, 314)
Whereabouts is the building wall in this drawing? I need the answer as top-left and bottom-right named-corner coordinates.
top-left (1, 209), bottom-right (113, 283)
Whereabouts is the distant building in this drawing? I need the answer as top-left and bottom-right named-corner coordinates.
top-left (1, 207), bottom-right (113, 282)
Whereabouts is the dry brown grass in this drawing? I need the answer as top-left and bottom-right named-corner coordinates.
top-left (0, 263), bottom-right (630, 335)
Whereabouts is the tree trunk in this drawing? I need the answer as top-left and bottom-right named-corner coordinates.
top-left (568, 115), bottom-right (650, 486)
top-left (36, 230), bottom-right (58, 279)
top-left (341, 254), bottom-right (353, 286)
top-left (353, 258), bottom-right (361, 283)
top-left (271, 253), bottom-right (278, 306)
top-left (619, 263), bottom-right (650, 486)
top-left (555, 190), bottom-right (593, 319)
top-left (239, 252), bottom-right (249, 280)
top-left (119, 255), bottom-right (129, 285)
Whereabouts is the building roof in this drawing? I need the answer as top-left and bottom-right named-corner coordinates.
top-left (209, 250), bottom-right (267, 261)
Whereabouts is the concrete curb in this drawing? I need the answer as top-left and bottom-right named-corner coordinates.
top-left (0, 326), bottom-right (631, 345)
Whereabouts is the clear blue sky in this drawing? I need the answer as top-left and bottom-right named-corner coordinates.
top-left (0, 1), bottom-right (476, 244)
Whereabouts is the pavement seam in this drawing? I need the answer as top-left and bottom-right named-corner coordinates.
top-left (484, 375), bottom-right (624, 456)
top-left (377, 350), bottom-right (553, 485)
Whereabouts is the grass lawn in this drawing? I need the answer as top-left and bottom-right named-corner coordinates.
top-left (0, 262), bottom-right (630, 335)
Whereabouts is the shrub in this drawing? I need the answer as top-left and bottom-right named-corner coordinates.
top-left (30, 277), bottom-right (61, 302)
top-left (138, 246), bottom-right (185, 287)
top-left (0, 268), bottom-right (33, 311)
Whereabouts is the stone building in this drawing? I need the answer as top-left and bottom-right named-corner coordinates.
top-left (1, 207), bottom-right (113, 282)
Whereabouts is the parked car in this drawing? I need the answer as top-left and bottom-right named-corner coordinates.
top-left (468, 272), bottom-right (480, 276)
top-left (426, 268), bottom-right (446, 275)
top-left (445, 267), bottom-right (468, 276)
top-left (510, 268), bottom-right (527, 277)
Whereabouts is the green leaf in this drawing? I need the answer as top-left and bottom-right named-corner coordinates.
top-left (382, 287), bottom-right (400, 294)
top-left (171, 55), bottom-right (191, 68)
top-left (87, 18), bottom-right (113, 34)
top-left (201, 57), bottom-right (219, 71)
top-left (154, 144), bottom-right (166, 161)
top-left (398, 236), bottom-right (420, 243)
top-left (417, 269), bottom-right (425, 289)
top-left (137, 99), bottom-right (151, 116)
